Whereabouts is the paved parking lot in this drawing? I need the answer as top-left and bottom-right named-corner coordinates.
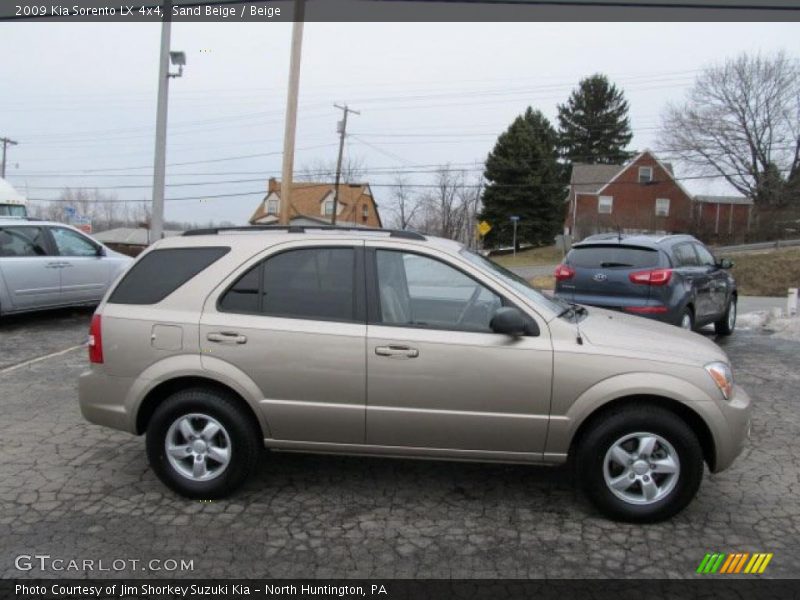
top-left (1, 310), bottom-right (799, 579)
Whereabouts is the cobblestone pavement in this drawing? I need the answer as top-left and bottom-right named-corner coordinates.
top-left (1, 311), bottom-right (798, 579)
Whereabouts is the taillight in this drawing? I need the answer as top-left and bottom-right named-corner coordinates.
top-left (88, 314), bottom-right (103, 364)
top-left (629, 268), bottom-right (672, 286)
top-left (625, 306), bottom-right (669, 314)
top-left (554, 264), bottom-right (575, 281)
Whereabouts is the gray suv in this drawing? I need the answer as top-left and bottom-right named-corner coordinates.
top-left (554, 234), bottom-right (737, 333)
top-left (0, 219), bottom-right (132, 317)
top-left (79, 226), bottom-right (751, 522)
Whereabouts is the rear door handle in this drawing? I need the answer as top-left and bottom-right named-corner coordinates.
top-left (207, 332), bottom-right (248, 344)
top-left (375, 345), bottom-right (419, 359)
top-left (46, 262), bottom-right (65, 269)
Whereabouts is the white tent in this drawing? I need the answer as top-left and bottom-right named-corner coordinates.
top-left (0, 177), bottom-right (27, 204)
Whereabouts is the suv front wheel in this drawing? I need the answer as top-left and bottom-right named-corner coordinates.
top-left (576, 405), bottom-right (704, 522)
top-left (145, 388), bottom-right (262, 499)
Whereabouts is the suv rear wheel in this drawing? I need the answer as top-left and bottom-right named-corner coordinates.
top-left (146, 388), bottom-right (261, 498)
top-left (576, 406), bottom-right (704, 522)
top-left (679, 307), bottom-right (694, 331)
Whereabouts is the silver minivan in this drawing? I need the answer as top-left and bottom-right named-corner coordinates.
top-left (0, 218), bottom-right (131, 317)
top-left (79, 226), bottom-right (752, 522)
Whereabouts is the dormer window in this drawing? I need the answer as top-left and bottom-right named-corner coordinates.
top-left (267, 198), bottom-right (279, 215)
top-left (324, 200), bottom-right (335, 216)
top-left (362, 205), bottom-right (369, 218)
top-left (639, 166), bottom-right (653, 184)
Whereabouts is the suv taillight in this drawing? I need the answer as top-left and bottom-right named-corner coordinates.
top-left (554, 264), bottom-right (575, 281)
top-left (629, 268), bottom-right (672, 286)
top-left (88, 314), bottom-right (103, 364)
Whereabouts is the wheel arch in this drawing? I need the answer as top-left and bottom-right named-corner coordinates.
top-left (136, 375), bottom-right (265, 439)
top-left (567, 394), bottom-right (716, 471)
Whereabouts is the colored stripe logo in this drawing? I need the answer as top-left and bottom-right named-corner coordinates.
top-left (696, 553), bottom-right (773, 574)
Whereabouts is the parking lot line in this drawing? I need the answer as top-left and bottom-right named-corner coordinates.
top-left (0, 344), bottom-right (83, 376)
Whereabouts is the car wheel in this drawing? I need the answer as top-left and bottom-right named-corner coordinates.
top-left (680, 307), bottom-right (694, 331)
top-left (146, 388), bottom-right (262, 499)
top-left (714, 298), bottom-right (736, 336)
top-left (576, 406), bottom-right (704, 523)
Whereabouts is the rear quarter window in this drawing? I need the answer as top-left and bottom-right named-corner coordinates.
top-left (108, 247), bottom-right (229, 305)
top-left (567, 245), bottom-right (659, 269)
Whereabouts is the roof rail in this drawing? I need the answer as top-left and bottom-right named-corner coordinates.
top-left (182, 225), bottom-right (427, 241)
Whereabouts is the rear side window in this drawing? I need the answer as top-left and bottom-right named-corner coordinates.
top-left (673, 243), bottom-right (700, 267)
top-left (0, 226), bottom-right (49, 257)
top-left (109, 247), bottom-right (229, 305)
top-left (567, 245), bottom-right (659, 269)
top-left (219, 247), bottom-right (357, 322)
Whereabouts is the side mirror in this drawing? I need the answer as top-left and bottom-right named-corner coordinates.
top-left (96, 246), bottom-right (107, 257)
top-left (490, 307), bottom-right (539, 337)
top-left (716, 258), bottom-right (734, 269)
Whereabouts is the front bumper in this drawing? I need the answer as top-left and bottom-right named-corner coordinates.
top-left (710, 383), bottom-right (752, 472)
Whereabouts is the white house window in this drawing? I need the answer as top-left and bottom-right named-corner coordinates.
top-left (362, 205), bottom-right (369, 218)
top-left (655, 198), bottom-right (670, 217)
top-left (267, 198), bottom-right (279, 214)
top-left (324, 200), bottom-right (335, 216)
top-left (639, 166), bottom-right (653, 184)
top-left (598, 196), bottom-right (613, 214)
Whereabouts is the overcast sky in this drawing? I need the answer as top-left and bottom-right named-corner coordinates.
top-left (1, 21), bottom-right (799, 227)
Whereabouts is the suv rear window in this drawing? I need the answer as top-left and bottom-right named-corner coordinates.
top-left (567, 245), bottom-right (659, 269)
top-left (109, 247), bottom-right (229, 305)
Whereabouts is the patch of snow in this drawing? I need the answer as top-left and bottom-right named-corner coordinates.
top-left (737, 310), bottom-right (800, 342)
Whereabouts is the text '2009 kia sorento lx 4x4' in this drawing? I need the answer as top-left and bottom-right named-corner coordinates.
top-left (79, 226), bottom-right (752, 522)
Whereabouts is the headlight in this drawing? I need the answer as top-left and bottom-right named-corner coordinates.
top-left (705, 362), bottom-right (733, 400)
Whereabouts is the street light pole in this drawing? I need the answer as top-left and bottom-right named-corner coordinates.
top-left (279, 0), bottom-right (305, 226)
top-left (150, 0), bottom-right (173, 244)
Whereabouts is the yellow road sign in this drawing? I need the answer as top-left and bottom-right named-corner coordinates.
top-left (477, 221), bottom-right (492, 237)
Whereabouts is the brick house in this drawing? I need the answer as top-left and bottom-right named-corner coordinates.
top-left (249, 178), bottom-right (383, 228)
top-left (563, 150), bottom-right (756, 243)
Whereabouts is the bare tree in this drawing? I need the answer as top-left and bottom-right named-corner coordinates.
top-left (416, 167), bottom-right (483, 244)
top-left (661, 52), bottom-right (800, 206)
top-left (384, 176), bottom-right (422, 230)
top-left (298, 155), bottom-right (366, 183)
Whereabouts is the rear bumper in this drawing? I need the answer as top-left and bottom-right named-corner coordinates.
top-left (78, 368), bottom-right (138, 434)
top-left (553, 291), bottom-right (681, 325)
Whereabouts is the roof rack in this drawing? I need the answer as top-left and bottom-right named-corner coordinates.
top-left (182, 225), bottom-right (426, 241)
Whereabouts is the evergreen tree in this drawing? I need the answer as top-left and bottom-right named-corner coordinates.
top-left (557, 74), bottom-right (633, 165)
top-left (480, 108), bottom-right (566, 248)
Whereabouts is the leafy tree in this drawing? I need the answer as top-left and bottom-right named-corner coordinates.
top-left (480, 108), bottom-right (566, 248)
top-left (557, 74), bottom-right (633, 164)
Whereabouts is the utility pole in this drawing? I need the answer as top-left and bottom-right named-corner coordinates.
top-left (1, 137), bottom-right (19, 178)
top-left (279, 0), bottom-right (305, 226)
top-left (331, 104), bottom-right (359, 226)
top-left (150, 0), bottom-right (172, 244)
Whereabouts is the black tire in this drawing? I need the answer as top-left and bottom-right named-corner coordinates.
top-left (714, 297), bottom-right (736, 336)
top-left (146, 387), bottom-right (262, 499)
top-left (679, 306), bottom-right (695, 331)
top-left (576, 405), bottom-right (704, 523)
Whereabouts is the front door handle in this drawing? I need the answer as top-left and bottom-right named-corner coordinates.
top-left (375, 345), bottom-right (419, 359)
top-left (207, 331), bottom-right (248, 344)
top-left (46, 262), bottom-right (64, 269)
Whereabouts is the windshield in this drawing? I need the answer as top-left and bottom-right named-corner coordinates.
top-left (0, 204), bottom-right (27, 218)
top-left (459, 248), bottom-right (568, 316)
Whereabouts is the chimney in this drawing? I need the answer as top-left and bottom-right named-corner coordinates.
top-left (268, 177), bottom-right (279, 194)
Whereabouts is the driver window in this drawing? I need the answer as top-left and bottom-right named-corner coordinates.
top-left (375, 250), bottom-right (502, 332)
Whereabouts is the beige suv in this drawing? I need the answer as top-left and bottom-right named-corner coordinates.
top-left (78, 226), bottom-right (751, 522)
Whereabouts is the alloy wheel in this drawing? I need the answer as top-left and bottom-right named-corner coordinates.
top-left (165, 413), bottom-right (232, 481)
top-left (603, 432), bottom-right (681, 505)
